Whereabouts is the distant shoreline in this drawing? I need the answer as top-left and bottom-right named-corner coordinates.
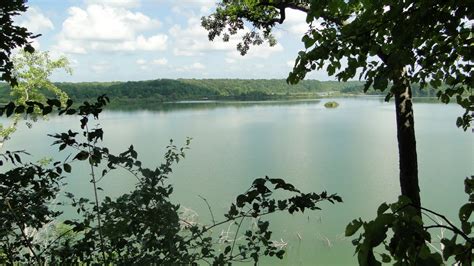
top-left (0, 79), bottom-right (439, 107)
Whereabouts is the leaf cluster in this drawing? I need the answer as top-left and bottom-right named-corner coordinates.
top-left (0, 50), bottom-right (72, 141)
top-left (0, 1), bottom-right (38, 86)
top-left (346, 176), bottom-right (474, 265)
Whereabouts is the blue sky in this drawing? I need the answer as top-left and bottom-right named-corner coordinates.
top-left (16, 0), bottom-right (333, 82)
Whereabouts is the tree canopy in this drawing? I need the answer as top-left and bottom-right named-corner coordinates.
top-left (0, 50), bottom-right (71, 142)
top-left (202, 0), bottom-right (473, 129)
top-left (0, 0), bottom-right (37, 86)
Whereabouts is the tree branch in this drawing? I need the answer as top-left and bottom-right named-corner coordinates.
top-left (199, 195), bottom-right (216, 225)
top-left (257, 0), bottom-right (309, 25)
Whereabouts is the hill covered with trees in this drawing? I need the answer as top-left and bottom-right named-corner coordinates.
top-left (0, 79), bottom-right (437, 107)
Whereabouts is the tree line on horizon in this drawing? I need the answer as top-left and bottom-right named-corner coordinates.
top-left (0, 78), bottom-right (438, 105)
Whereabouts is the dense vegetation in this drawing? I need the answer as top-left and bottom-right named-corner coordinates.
top-left (0, 79), bottom-right (438, 107)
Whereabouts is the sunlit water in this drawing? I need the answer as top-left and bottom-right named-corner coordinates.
top-left (3, 97), bottom-right (473, 265)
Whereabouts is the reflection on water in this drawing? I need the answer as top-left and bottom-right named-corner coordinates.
top-left (106, 96), bottom-right (443, 113)
top-left (107, 98), bottom-right (322, 112)
top-left (3, 97), bottom-right (472, 265)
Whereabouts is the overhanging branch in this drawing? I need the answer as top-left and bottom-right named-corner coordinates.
top-left (258, 0), bottom-right (310, 24)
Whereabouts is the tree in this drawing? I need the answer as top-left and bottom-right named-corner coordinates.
top-left (202, 0), bottom-right (473, 211)
top-left (0, 50), bottom-right (71, 143)
top-left (0, 0), bottom-right (37, 86)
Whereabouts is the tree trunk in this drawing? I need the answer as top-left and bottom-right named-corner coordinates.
top-left (393, 68), bottom-right (421, 213)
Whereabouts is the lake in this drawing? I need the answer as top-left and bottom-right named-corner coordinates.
top-left (3, 97), bottom-right (473, 265)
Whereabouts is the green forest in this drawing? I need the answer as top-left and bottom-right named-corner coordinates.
top-left (0, 79), bottom-right (438, 107)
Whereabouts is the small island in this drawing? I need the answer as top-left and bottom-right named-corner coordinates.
top-left (324, 101), bottom-right (339, 108)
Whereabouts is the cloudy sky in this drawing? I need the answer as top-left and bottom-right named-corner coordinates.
top-left (15, 0), bottom-right (332, 82)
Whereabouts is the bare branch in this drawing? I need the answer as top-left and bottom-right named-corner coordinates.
top-left (199, 195), bottom-right (216, 225)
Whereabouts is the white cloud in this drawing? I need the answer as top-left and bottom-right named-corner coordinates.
top-left (225, 58), bottom-right (236, 64)
top-left (134, 35), bottom-right (168, 50)
top-left (190, 62), bottom-right (205, 69)
top-left (54, 4), bottom-right (166, 53)
top-left (287, 60), bottom-right (294, 67)
top-left (284, 9), bottom-right (309, 35)
top-left (68, 57), bottom-right (79, 68)
top-left (31, 39), bottom-right (41, 50)
top-left (54, 39), bottom-right (87, 54)
top-left (91, 61), bottom-right (111, 73)
top-left (170, 16), bottom-right (256, 57)
top-left (170, 0), bottom-right (215, 17)
top-left (227, 43), bottom-right (284, 60)
top-left (152, 58), bottom-right (168, 65)
top-left (85, 0), bottom-right (140, 8)
top-left (99, 34), bottom-right (167, 52)
top-left (176, 62), bottom-right (206, 72)
top-left (135, 57), bottom-right (168, 71)
top-left (17, 7), bottom-right (54, 33)
top-left (169, 19), bottom-right (235, 56)
top-left (169, 15), bottom-right (284, 60)
top-left (62, 5), bottom-right (159, 41)
top-left (275, 9), bottom-right (323, 38)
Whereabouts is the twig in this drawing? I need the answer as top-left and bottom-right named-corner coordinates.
top-left (37, 227), bottom-right (75, 256)
top-left (422, 211), bottom-right (441, 226)
top-left (419, 206), bottom-right (474, 245)
top-left (230, 214), bottom-right (247, 260)
top-left (201, 257), bottom-right (212, 266)
top-left (183, 197), bottom-right (328, 247)
top-left (199, 195), bottom-right (216, 225)
top-left (5, 200), bottom-right (42, 265)
top-left (85, 123), bottom-right (107, 264)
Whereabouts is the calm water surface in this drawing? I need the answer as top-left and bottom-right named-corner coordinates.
top-left (4, 97), bottom-right (473, 265)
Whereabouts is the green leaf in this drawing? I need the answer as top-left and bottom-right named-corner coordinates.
top-left (346, 219), bottom-right (363, 236)
top-left (47, 98), bottom-right (61, 107)
top-left (236, 194), bottom-right (247, 207)
top-left (276, 250), bottom-right (285, 259)
top-left (42, 105), bottom-right (52, 115)
top-left (63, 163), bottom-right (71, 173)
top-left (459, 203), bottom-right (473, 223)
top-left (66, 99), bottom-right (73, 107)
top-left (14, 153), bottom-right (22, 164)
top-left (377, 202), bottom-right (389, 215)
top-left (74, 151), bottom-right (89, 161)
top-left (332, 195), bottom-right (343, 203)
top-left (302, 35), bottom-right (315, 49)
top-left (373, 75), bottom-right (388, 91)
top-left (15, 105), bottom-right (25, 113)
top-left (24, 45), bottom-right (35, 53)
top-left (441, 237), bottom-right (455, 259)
top-left (5, 102), bottom-right (15, 117)
top-left (380, 253), bottom-right (391, 263)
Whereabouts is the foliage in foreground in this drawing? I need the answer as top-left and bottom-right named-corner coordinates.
top-left (0, 0), bottom-right (37, 86)
top-left (0, 96), bottom-right (342, 264)
top-left (346, 176), bottom-right (474, 265)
